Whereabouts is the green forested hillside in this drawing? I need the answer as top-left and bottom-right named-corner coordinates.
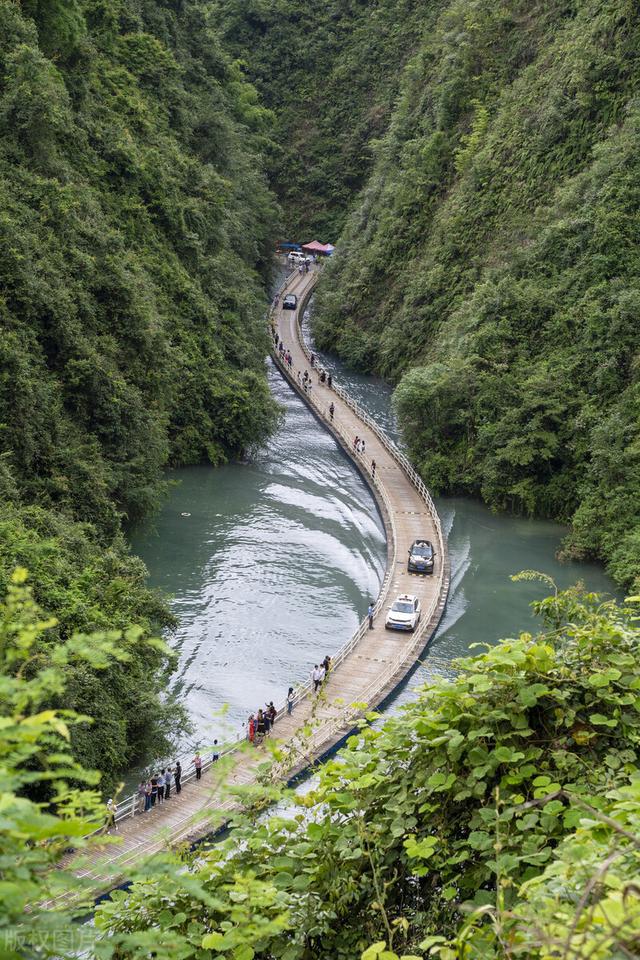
top-left (312, 0), bottom-right (640, 588)
top-left (210, 0), bottom-right (426, 239)
top-left (0, 0), bottom-right (280, 785)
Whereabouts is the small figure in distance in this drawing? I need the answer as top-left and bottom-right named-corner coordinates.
top-left (287, 686), bottom-right (295, 715)
top-left (371, 459), bottom-right (376, 478)
top-left (267, 701), bottom-right (277, 725)
top-left (322, 654), bottom-right (332, 676)
top-left (174, 760), bottom-right (182, 794)
top-left (368, 602), bottom-right (374, 630)
top-left (329, 402), bottom-right (334, 422)
top-left (327, 373), bottom-right (332, 389)
top-left (193, 751), bottom-right (203, 781)
top-left (311, 664), bottom-right (322, 693)
top-left (248, 713), bottom-right (256, 745)
top-left (164, 766), bottom-right (172, 800)
top-left (256, 708), bottom-right (266, 742)
top-left (310, 353), bottom-right (315, 368)
top-left (105, 798), bottom-right (117, 832)
top-left (212, 739), bottom-right (219, 763)
top-left (158, 769), bottom-right (165, 802)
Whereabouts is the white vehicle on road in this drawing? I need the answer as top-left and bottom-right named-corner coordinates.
top-left (385, 593), bottom-right (421, 632)
top-left (287, 250), bottom-right (310, 264)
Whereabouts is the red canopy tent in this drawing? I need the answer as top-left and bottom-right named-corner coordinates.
top-left (301, 240), bottom-right (335, 255)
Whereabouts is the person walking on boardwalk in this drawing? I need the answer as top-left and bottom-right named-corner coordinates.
top-left (150, 775), bottom-right (158, 807)
top-left (105, 798), bottom-right (117, 832)
top-left (368, 602), bottom-right (375, 630)
top-left (329, 402), bottom-right (334, 422)
top-left (353, 436), bottom-right (359, 453)
top-left (312, 664), bottom-right (322, 693)
top-left (371, 459), bottom-right (376, 478)
top-left (157, 770), bottom-right (165, 802)
top-left (267, 701), bottom-right (277, 726)
top-left (144, 780), bottom-right (153, 812)
top-left (212, 739), bottom-right (220, 763)
top-left (287, 686), bottom-right (295, 715)
top-left (164, 767), bottom-right (172, 800)
top-left (137, 781), bottom-right (146, 813)
top-left (310, 353), bottom-right (315, 368)
top-left (174, 760), bottom-right (182, 794)
top-left (327, 373), bottom-right (332, 389)
top-left (193, 751), bottom-right (203, 780)
top-left (322, 654), bottom-right (332, 676)
top-left (360, 439), bottom-right (366, 455)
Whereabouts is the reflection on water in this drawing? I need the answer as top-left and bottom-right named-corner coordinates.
top-left (302, 298), bottom-right (620, 717)
top-left (131, 294), bottom-right (620, 764)
top-left (130, 362), bottom-right (386, 751)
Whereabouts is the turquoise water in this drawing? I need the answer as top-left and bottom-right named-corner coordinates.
top-left (129, 298), bottom-right (619, 755)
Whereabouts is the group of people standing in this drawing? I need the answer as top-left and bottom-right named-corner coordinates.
top-left (311, 654), bottom-right (332, 692)
top-left (134, 744), bottom-right (221, 815)
top-left (247, 700), bottom-right (278, 745)
top-left (137, 762), bottom-right (182, 814)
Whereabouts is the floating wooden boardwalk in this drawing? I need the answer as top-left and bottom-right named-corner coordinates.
top-left (65, 266), bottom-right (449, 897)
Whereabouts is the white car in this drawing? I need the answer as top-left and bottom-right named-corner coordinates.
top-left (385, 593), bottom-right (421, 632)
top-left (287, 251), bottom-right (310, 264)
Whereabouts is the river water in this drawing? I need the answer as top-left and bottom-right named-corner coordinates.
top-left (130, 303), bottom-right (619, 754)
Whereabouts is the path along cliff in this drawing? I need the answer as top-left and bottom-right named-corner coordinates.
top-left (63, 266), bottom-right (449, 897)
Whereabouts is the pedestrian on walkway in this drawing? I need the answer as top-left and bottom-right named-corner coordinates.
top-left (150, 775), bottom-right (158, 807)
top-left (297, 370), bottom-right (302, 383)
top-left (248, 713), bottom-right (255, 744)
top-left (368, 602), bottom-right (374, 630)
top-left (193, 751), bottom-right (203, 780)
top-left (137, 780), bottom-right (146, 813)
top-left (353, 436), bottom-right (359, 453)
top-left (256, 709), bottom-right (266, 742)
top-left (157, 770), bottom-right (165, 802)
top-left (310, 353), bottom-right (315, 367)
top-left (360, 439), bottom-right (366, 455)
top-left (105, 798), bottom-right (117, 832)
top-left (264, 710), bottom-right (271, 735)
top-left (371, 459), bottom-right (376, 478)
top-left (164, 767), bottom-right (172, 800)
top-left (327, 373), bottom-right (332, 389)
top-left (174, 760), bottom-right (182, 794)
top-left (322, 654), bottom-right (332, 676)
top-left (144, 780), bottom-right (153, 812)
top-left (308, 382), bottom-right (312, 397)
top-left (267, 701), bottom-right (277, 726)
top-left (312, 664), bottom-right (322, 693)
top-left (287, 686), bottom-right (295, 714)
top-left (329, 402), bottom-right (334, 422)
top-left (212, 740), bottom-right (220, 763)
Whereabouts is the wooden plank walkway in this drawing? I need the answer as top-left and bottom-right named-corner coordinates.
top-left (64, 267), bottom-right (449, 897)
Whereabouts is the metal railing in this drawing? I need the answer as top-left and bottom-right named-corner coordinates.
top-left (109, 266), bottom-right (445, 826)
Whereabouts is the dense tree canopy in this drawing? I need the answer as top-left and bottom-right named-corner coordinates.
top-left (0, 0), bottom-right (281, 787)
top-left (310, 0), bottom-right (640, 589)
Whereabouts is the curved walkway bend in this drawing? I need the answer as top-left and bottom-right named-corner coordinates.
top-left (65, 267), bottom-right (449, 897)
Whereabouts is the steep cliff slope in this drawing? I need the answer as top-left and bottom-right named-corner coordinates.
top-left (313, 0), bottom-right (640, 586)
top-left (0, 0), bottom-right (280, 784)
